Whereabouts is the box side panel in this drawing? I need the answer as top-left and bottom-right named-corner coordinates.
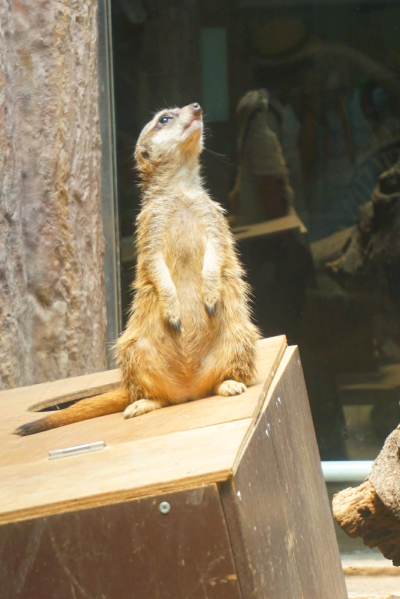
top-left (267, 348), bottom-right (348, 598)
top-left (220, 348), bottom-right (348, 599)
top-left (0, 484), bottom-right (242, 599)
top-left (219, 426), bottom-right (303, 599)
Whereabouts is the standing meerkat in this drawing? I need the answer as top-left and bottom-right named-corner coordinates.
top-left (16, 103), bottom-right (260, 436)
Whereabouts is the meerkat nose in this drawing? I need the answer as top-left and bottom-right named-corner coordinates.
top-left (192, 103), bottom-right (202, 113)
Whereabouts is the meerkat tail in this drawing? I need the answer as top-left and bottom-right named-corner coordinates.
top-left (14, 387), bottom-right (130, 436)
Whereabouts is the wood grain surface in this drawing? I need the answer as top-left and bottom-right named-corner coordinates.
top-left (0, 336), bottom-right (286, 524)
top-left (0, 484), bottom-right (243, 599)
top-left (0, 369), bottom-right (121, 413)
top-left (220, 347), bottom-right (348, 599)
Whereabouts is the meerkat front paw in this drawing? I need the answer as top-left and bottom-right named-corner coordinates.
top-left (204, 292), bottom-right (218, 316)
top-left (164, 306), bottom-right (181, 331)
top-left (215, 380), bottom-right (246, 396)
top-left (204, 284), bottom-right (220, 316)
top-left (124, 399), bottom-right (163, 419)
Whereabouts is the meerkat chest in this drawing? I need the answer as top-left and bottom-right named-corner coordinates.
top-left (164, 200), bottom-right (208, 267)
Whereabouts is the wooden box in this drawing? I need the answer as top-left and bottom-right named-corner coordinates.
top-left (0, 337), bottom-right (347, 599)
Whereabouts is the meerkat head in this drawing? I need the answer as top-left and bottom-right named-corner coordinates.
top-left (135, 103), bottom-right (204, 187)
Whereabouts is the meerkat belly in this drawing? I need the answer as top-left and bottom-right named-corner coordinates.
top-left (164, 208), bottom-right (206, 312)
top-left (162, 209), bottom-right (217, 384)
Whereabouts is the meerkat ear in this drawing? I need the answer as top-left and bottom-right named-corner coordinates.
top-left (134, 144), bottom-right (153, 183)
top-left (134, 145), bottom-right (150, 170)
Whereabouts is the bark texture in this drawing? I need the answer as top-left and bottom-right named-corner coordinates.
top-left (333, 479), bottom-right (400, 566)
top-left (370, 425), bottom-right (400, 520)
top-left (0, 0), bottom-right (107, 389)
top-left (333, 423), bottom-right (400, 566)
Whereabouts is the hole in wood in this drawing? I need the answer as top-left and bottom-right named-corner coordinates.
top-left (28, 383), bottom-right (120, 413)
top-left (37, 398), bottom-right (86, 412)
top-left (357, 506), bottom-right (372, 518)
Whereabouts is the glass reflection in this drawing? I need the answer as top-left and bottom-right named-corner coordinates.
top-left (112, 0), bottom-right (400, 461)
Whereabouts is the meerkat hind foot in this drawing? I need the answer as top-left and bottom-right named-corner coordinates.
top-left (124, 399), bottom-right (163, 419)
top-left (216, 380), bottom-right (246, 397)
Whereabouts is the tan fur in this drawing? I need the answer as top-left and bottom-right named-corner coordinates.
top-left (14, 388), bottom-right (130, 436)
top-left (15, 104), bottom-right (260, 436)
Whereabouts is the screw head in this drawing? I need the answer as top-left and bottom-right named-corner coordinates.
top-left (159, 501), bottom-right (170, 515)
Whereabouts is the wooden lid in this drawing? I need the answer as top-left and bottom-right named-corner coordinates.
top-left (0, 336), bottom-right (286, 524)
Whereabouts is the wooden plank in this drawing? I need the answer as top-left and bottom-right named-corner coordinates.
top-left (0, 336), bottom-right (286, 469)
top-left (219, 336), bottom-right (288, 479)
top-left (0, 485), bottom-right (243, 599)
top-left (0, 336), bottom-right (286, 524)
top-left (251, 336), bottom-right (287, 420)
top-left (232, 214), bottom-right (307, 241)
top-left (0, 419), bottom-right (252, 524)
top-left (265, 347), bottom-right (348, 598)
top-left (0, 368), bottom-right (121, 412)
top-left (219, 358), bottom-right (303, 599)
top-left (0, 335), bottom-right (284, 417)
top-left (0, 389), bottom-right (260, 469)
top-left (219, 441), bottom-right (303, 599)
top-left (220, 347), bottom-right (347, 599)
top-left (232, 343), bottom-right (292, 474)
top-left (337, 364), bottom-right (400, 392)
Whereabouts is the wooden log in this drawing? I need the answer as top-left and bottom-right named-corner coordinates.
top-left (370, 425), bottom-right (400, 521)
top-left (333, 422), bottom-right (400, 566)
top-left (333, 479), bottom-right (400, 566)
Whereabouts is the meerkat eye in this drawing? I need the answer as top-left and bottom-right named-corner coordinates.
top-left (159, 115), bottom-right (172, 125)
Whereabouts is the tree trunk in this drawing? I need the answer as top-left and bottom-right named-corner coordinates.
top-left (0, 0), bottom-right (107, 389)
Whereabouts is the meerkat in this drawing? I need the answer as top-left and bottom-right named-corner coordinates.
top-left (16, 103), bottom-right (260, 436)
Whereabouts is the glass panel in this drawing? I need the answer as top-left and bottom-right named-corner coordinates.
top-left (98, 0), bottom-right (122, 362)
top-left (111, 0), bottom-right (400, 484)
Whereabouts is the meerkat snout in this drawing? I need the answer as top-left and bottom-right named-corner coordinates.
top-left (180, 103), bottom-right (203, 146)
